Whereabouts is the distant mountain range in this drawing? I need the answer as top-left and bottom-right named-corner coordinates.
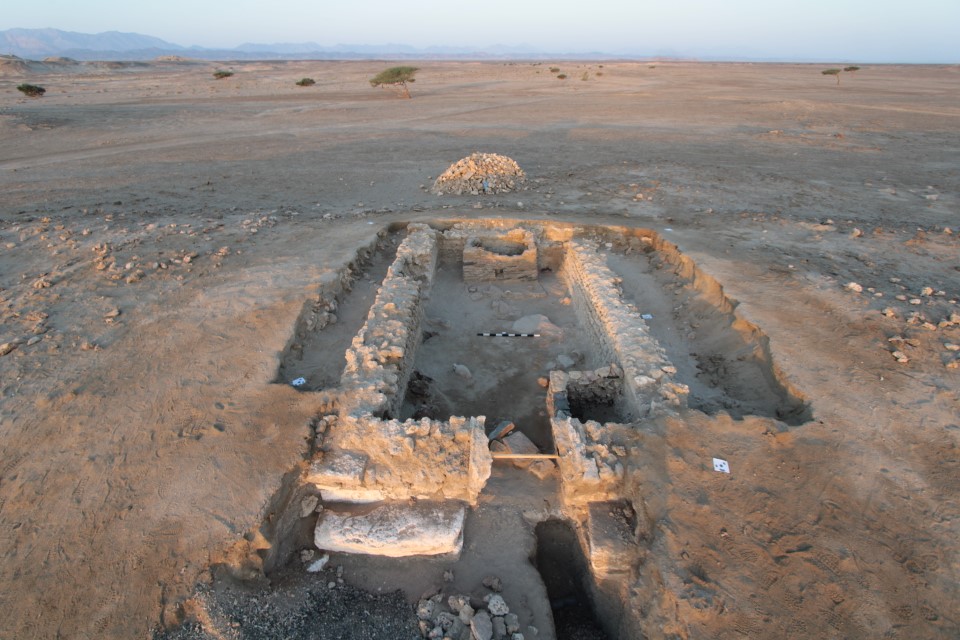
top-left (0, 28), bottom-right (608, 61)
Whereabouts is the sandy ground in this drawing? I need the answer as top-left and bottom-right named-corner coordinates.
top-left (0, 59), bottom-right (958, 638)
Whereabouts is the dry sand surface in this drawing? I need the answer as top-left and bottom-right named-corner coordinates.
top-left (1, 59), bottom-right (959, 638)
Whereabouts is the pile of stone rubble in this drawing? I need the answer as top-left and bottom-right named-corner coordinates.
top-left (432, 153), bottom-right (526, 195)
top-left (416, 575), bottom-right (530, 640)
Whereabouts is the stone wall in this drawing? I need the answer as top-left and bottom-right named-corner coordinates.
top-left (462, 229), bottom-right (538, 284)
top-left (338, 224), bottom-right (438, 419)
top-left (308, 415), bottom-right (491, 504)
top-left (560, 241), bottom-right (689, 420)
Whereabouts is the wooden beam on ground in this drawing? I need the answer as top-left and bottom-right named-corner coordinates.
top-left (490, 453), bottom-right (560, 460)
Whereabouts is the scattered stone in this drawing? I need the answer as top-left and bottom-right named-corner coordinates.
top-left (488, 421), bottom-right (516, 441)
top-left (0, 342), bottom-right (17, 356)
top-left (910, 298), bottom-right (922, 305)
top-left (557, 354), bottom-right (576, 369)
top-left (851, 228), bottom-right (863, 238)
top-left (882, 307), bottom-right (897, 318)
top-left (512, 314), bottom-right (562, 339)
top-left (504, 614), bottom-right (520, 634)
top-left (492, 616), bottom-right (507, 640)
top-left (892, 350), bottom-right (910, 363)
top-left (453, 363), bottom-right (473, 380)
top-left (432, 153), bottom-right (526, 196)
top-left (501, 432), bottom-right (539, 465)
top-left (485, 594), bottom-right (509, 616)
top-left (306, 553), bottom-right (330, 573)
top-left (443, 569), bottom-right (455, 583)
top-left (300, 494), bottom-right (320, 518)
top-left (528, 460), bottom-right (556, 480)
top-left (945, 343), bottom-right (960, 352)
top-left (921, 286), bottom-right (934, 296)
top-left (471, 611), bottom-right (493, 640)
top-left (416, 598), bottom-right (437, 621)
top-left (537, 376), bottom-right (549, 388)
top-left (845, 282), bottom-right (863, 293)
top-left (482, 575), bottom-right (503, 592)
top-left (448, 595), bottom-right (471, 613)
top-left (26, 336), bottom-right (42, 346)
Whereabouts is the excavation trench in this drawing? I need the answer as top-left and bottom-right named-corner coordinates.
top-left (162, 219), bottom-right (813, 639)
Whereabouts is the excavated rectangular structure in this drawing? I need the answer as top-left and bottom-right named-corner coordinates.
top-left (307, 221), bottom-right (696, 558)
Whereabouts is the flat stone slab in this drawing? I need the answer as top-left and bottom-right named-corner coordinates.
top-left (314, 502), bottom-right (466, 557)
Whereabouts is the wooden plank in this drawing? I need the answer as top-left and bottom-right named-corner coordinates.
top-left (490, 453), bottom-right (560, 460)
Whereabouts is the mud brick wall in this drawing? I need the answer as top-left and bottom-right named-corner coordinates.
top-left (462, 229), bottom-right (538, 284)
top-left (307, 415), bottom-right (492, 504)
top-left (561, 241), bottom-right (689, 419)
top-left (338, 224), bottom-right (438, 419)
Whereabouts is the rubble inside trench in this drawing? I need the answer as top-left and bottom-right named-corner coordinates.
top-left (161, 219), bottom-right (813, 640)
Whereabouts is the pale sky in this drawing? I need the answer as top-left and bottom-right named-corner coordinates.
top-left (4, 0), bottom-right (959, 62)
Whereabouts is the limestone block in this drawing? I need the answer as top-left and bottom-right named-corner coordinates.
top-left (318, 487), bottom-right (385, 503)
top-left (314, 501), bottom-right (466, 557)
top-left (585, 502), bottom-right (638, 579)
top-left (306, 451), bottom-right (367, 487)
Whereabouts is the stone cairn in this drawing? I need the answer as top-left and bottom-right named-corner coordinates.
top-left (432, 153), bottom-right (526, 196)
top-left (416, 575), bottom-right (530, 640)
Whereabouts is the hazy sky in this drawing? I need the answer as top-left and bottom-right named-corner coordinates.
top-left (4, 0), bottom-right (959, 62)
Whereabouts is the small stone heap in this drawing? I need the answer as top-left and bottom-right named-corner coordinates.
top-left (416, 576), bottom-right (528, 640)
top-left (432, 153), bottom-right (526, 196)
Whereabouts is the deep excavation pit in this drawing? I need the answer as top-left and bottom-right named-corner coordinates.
top-left (160, 219), bottom-right (812, 639)
top-left (535, 519), bottom-right (609, 640)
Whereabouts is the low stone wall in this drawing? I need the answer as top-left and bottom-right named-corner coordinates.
top-left (561, 241), bottom-right (689, 420)
top-left (338, 224), bottom-right (438, 419)
top-left (462, 228), bottom-right (538, 284)
top-left (307, 415), bottom-right (491, 504)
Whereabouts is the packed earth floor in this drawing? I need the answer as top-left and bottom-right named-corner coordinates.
top-left (0, 60), bottom-right (958, 639)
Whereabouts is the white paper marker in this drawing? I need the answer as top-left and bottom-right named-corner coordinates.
top-left (713, 458), bottom-right (730, 473)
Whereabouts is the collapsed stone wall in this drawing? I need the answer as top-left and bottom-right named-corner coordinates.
top-left (338, 224), bottom-right (438, 419)
top-left (560, 241), bottom-right (689, 420)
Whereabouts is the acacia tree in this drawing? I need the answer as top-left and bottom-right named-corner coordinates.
top-left (370, 66), bottom-right (418, 98)
top-left (822, 68), bottom-right (842, 85)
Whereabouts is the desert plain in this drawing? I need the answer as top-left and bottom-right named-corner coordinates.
top-left (0, 59), bottom-right (958, 639)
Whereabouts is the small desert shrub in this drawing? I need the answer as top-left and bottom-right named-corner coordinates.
top-left (17, 83), bottom-right (45, 97)
top-left (549, 67), bottom-right (560, 73)
top-left (296, 78), bottom-right (316, 86)
top-left (844, 66), bottom-right (861, 72)
top-left (596, 71), bottom-right (604, 76)
top-left (213, 70), bottom-right (234, 79)
top-left (581, 71), bottom-right (589, 81)
top-left (556, 73), bottom-right (567, 80)
top-left (822, 68), bottom-right (842, 84)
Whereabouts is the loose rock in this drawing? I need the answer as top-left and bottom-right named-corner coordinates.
top-left (485, 594), bottom-right (509, 616)
top-left (471, 611), bottom-right (493, 640)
